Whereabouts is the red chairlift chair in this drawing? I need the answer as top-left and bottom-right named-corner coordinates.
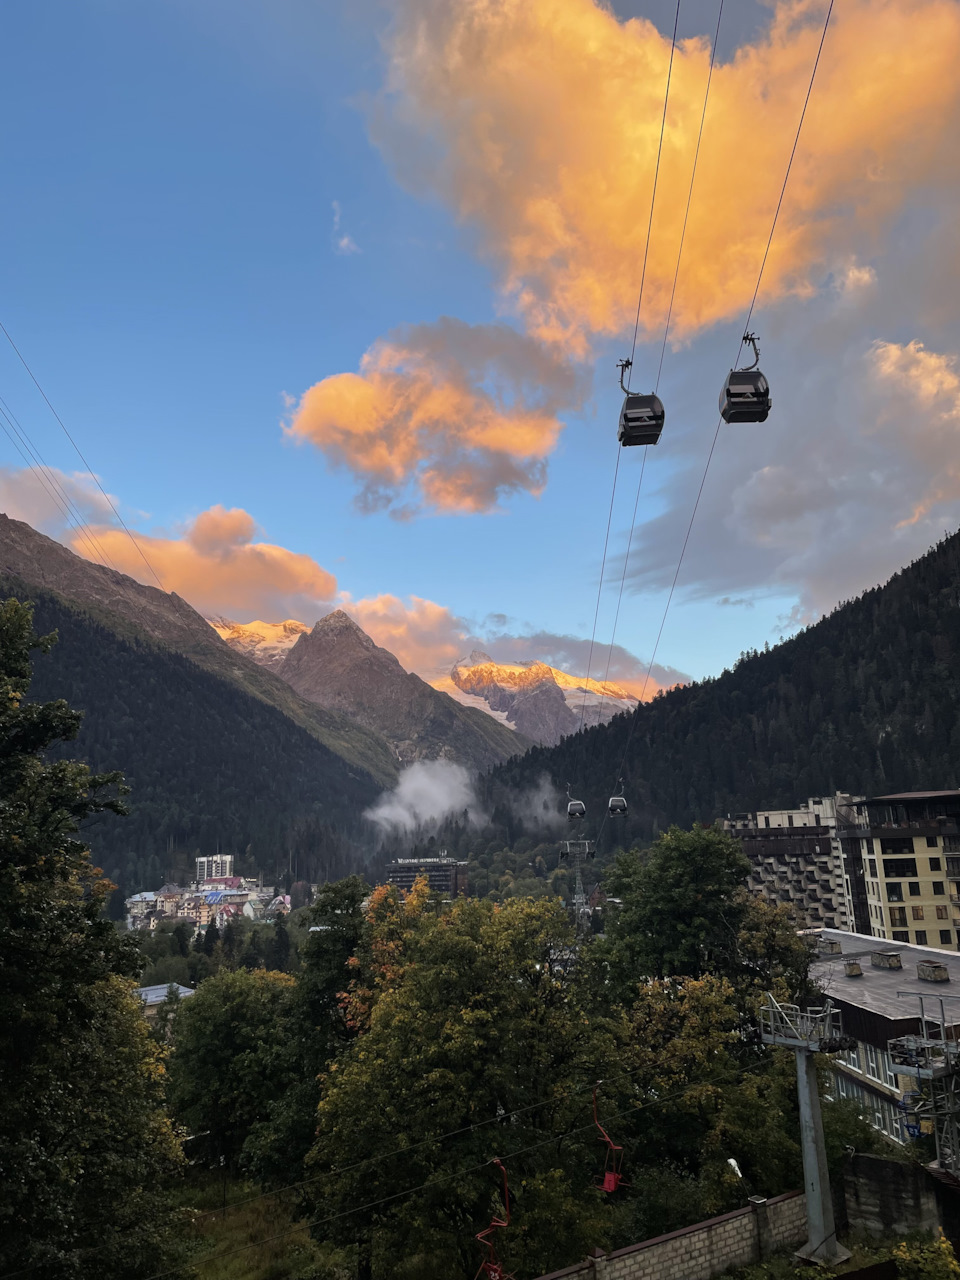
top-left (593, 1086), bottom-right (626, 1193)
top-left (474, 1158), bottom-right (516, 1280)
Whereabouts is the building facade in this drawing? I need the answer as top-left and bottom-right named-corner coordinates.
top-left (386, 854), bottom-right (468, 897)
top-left (723, 794), bottom-right (860, 931)
top-left (836, 791), bottom-right (960, 950)
top-left (810, 928), bottom-right (960, 1147)
top-left (195, 853), bottom-right (234, 883)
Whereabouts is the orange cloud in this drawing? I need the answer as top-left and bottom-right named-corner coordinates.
top-left (344, 592), bottom-right (467, 672)
top-left (72, 504), bottom-right (338, 620)
top-left (373, 0), bottom-right (960, 351)
top-left (286, 317), bottom-right (582, 515)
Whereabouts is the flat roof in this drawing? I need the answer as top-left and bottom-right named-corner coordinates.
top-left (811, 929), bottom-right (960, 1026)
top-left (866, 791), bottom-right (960, 802)
top-left (136, 983), bottom-right (195, 1005)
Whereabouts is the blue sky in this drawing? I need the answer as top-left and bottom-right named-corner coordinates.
top-left (2, 0), bottom-right (959, 689)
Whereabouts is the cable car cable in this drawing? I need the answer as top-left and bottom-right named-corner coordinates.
top-left (597, 0), bottom-right (835, 841)
top-left (592, 0), bottom-right (724, 733)
top-left (574, 0), bottom-right (682, 749)
top-left (0, 317), bottom-right (170, 594)
top-left (0, 392), bottom-right (119, 571)
top-left (124, 1060), bottom-right (775, 1280)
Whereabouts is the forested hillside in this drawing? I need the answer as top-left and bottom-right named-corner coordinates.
top-left (477, 530), bottom-right (960, 854)
top-left (14, 584), bottom-right (381, 905)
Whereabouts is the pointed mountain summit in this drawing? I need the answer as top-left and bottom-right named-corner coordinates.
top-left (278, 610), bottom-right (528, 770)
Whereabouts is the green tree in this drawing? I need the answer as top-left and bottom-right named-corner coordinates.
top-left (202, 917), bottom-right (221, 956)
top-left (304, 889), bottom-right (618, 1280)
top-left (0, 598), bottom-right (184, 1278)
top-left (166, 966), bottom-right (297, 1172)
top-left (267, 911), bottom-right (291, 971)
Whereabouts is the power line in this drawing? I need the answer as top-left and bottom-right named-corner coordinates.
top-left (600, 0), bottom-right (836, 832)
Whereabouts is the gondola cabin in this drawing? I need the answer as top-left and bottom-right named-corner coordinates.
top-left (618, 393), bottom-right (665, 447)
top-left (608, 795), bottom-right (627, 817)
top-left (567, 799), bottom-right (586, 821)
top-left (719, 368), bottom-right (771, 423)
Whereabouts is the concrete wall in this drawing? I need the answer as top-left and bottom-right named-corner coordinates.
top-left (842, 1153), bottom-right (949, 1244)
top-left (534, 1192), bottom-right (806, 1280)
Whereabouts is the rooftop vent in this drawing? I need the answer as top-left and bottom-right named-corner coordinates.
top-left (918, 960), bottom-right (951, 983)
top-left (818, 938), bottom-right (842, 955)
top-left (844, 960), bottom-right (863, 977)
top-left (871, 950), bottom-right (903, 970)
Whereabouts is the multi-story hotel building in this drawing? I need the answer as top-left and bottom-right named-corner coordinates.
top-left (836, 791), bottom-right (960, 950)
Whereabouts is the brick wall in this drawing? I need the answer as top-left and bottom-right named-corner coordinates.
top-left (535, 1192), bottom-right (807, 1280)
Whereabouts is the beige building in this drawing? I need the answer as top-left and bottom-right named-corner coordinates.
top-left (836, 791), bottom-right (960, 950)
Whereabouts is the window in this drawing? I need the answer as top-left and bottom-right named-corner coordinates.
top-left (938, 905), bottom-right (949, 920)
top-left (839, 1044), bottom-right (861, 1071)
top-left (928, 837), bottom-right (941, 849)
top-left (884, 858), bottom-right (919, 878)
top-left (764, 816), bottom-right (770, 827)
top-left (943, 930), bottom-right (954, 945)
top-left (947, 856), bottom-right (960, 876)
top-left (934, 882), bottom-right (946, 896)
top-left (931, 856), bottom-right (943, 869)
top-left (887, 882), bottom-right (904, 902)
top-left (916, 930), bottom-right (928, 945)
top-left (881, 837), bottom-right (915, 855)
top-left (865, 1044), bottom-right (882, 1080)
top-left (788, 814), bottom-right (794, 827)
top-left (909, 882), bottom-right (922, 897)
top-left (869, 858), bottom-right (878, 878)
top-left (893, 930), bottom-right (910, 941)
top-left (890, 907), bottom-right (908, 927)
top-left (912, 906), bottom-right (925, 920)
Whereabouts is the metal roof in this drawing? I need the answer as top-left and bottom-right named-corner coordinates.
top-left (135, 983), bottom-right (195, 1006)
top-left (866, 791), bottom-right (960, 802)
top-left (812, 929), bottom-right (960, 1027)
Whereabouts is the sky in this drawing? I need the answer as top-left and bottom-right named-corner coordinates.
top-left (2, 0), bottom-right (960, 693)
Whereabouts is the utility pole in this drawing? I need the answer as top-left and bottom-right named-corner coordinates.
top-left (760, 994), bottom-right (852, 1264)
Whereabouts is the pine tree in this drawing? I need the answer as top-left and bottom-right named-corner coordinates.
top-left (0, 599), bottom-right (184, 1277)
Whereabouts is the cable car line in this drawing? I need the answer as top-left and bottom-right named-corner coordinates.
top-left (124, 1062), bottom-right (774, 1280)
top-left (0, 392), bottom-right (119, 572)
top-left (573, 0), bottom-right (682, 770)
top-left (0, 317), bottom-right (170, 595)
top-left (592, 0), bottom-right (723, 737)
top-left (597, 0), bottom-right (835, 842)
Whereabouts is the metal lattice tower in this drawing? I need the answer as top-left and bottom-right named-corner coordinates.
top-left (889, 992), bottom-right (960, 1173)
top-left (559, 840), bottom-right (595, 935)
top-left (760, 994), bottom-right (851, 1265)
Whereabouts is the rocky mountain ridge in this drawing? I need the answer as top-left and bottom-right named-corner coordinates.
top-left (276, 611), bottom-right (528, 771)
top-left (208, 617), bottom-right (309, 671)
top-left (447, 650), bottom-right (638, 745)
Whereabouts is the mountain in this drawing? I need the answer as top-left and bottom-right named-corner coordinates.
top-left (9, 580), bottom-right (382, 909)
top-left (475, 529), bottom-right (960, 853)
top-left (208, 617), bottom-right (309, 671)
top-left (277, 611), bottom-right (529, 771)
top-left (0, 514), bottom-right (397, 786)
top-left (439, 650), bottom-right (638, 745)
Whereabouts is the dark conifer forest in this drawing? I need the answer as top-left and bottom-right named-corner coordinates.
top-left (11, 582), bottom-right (380, 902)
top-left (480, 531), bottom-right (960, 853)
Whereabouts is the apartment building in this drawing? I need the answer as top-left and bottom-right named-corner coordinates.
top-left (387, 854), bottom-right (468, 897)
top-left (836, 791), bottom-right (960, 950)
top-left (722, 793), bottom-right (860, 931)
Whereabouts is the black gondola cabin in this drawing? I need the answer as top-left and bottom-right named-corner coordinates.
top-left (719, 369), bottom-right (771, 424)
top-left (618, 393), bottom-right (665, 447)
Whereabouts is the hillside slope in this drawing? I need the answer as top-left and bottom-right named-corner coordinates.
top-left (13, 581), bottom-right (381, 903)
top-left (0, 515), bottom-right (397, 786)
top-left (279, 611), bottom-right (529, 771)
top-left (485, 530), bottom-right (960, 849)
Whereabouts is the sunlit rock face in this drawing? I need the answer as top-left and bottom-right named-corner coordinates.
top-left (446, 651), bottom-right (638, 746)
top-left (207, 618), bottom-right (310, 672)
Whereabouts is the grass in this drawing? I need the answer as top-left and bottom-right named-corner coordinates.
top-left (175, 1171), bottom-right (353, 1280)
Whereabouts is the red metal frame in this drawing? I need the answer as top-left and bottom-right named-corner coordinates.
top-left (593, 1086), bottom-right (626, 1193)
top-left (474, 1158), bottom-right (515, 1280)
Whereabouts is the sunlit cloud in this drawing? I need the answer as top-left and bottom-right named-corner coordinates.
top-left (372, 0), bottom-right (960, 352)
top-left (0, 465), bottom-right (116, 543)
top-left (286, 317), bottom-right (582, 515)
top-left (72, 504), bottom-right (338, 620)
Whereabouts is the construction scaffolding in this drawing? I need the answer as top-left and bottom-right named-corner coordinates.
top-left (889, 992), bottom-right (960, 1174)
top-left (760, 993), bottom-right (852, 1265)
